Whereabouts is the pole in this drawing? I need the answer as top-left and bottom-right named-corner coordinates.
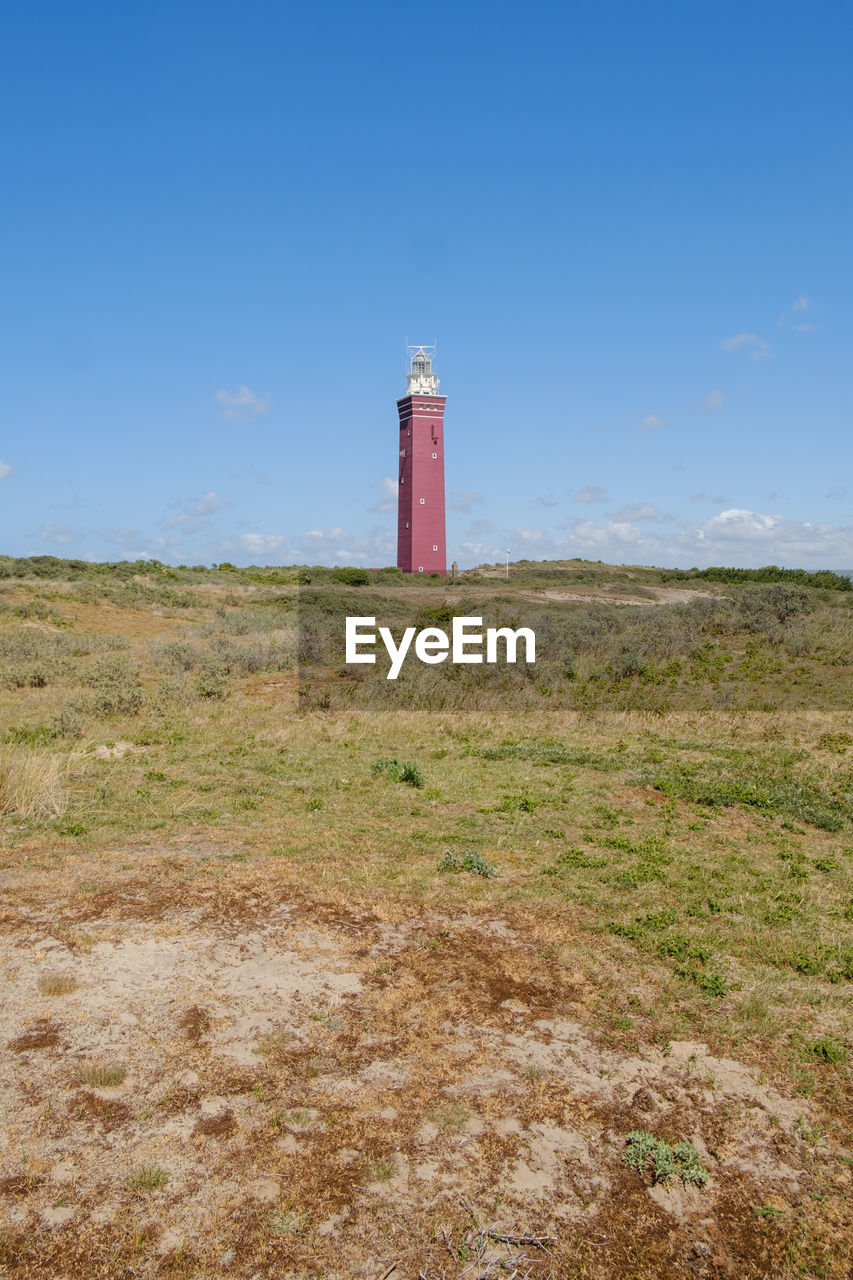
top-left (506, 549), bottom-right (510, 580)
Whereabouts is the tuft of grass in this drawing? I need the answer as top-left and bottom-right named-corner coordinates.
top-left (623, 1130), bottom-right (709, 1186)
top-left (271, 1208), bottom-right (307, 1235)
top-left (478, 740), bottom-right (622, 771)
top-left (254, 1027), bottom-right (291, 1059)
top-left (126, 1164), bottom-right (169, 1192)
top-left (499, 792), bottom-right (541, 813)
top-left (635, 756), bottom-right (850, 832)
top-left (366, 1156), bottom-right (395, 1182)
top-left (56, 820), bottom-right (87, 837)
top-left (0, 748), bottom-right (69, 819)
top-left (752, 1204), bottom-right (785, 1219)
top-left (544, 846), bottom-right (606, 872)
top-left (809, 1037), bottom-right (846, 1065)
top-left (438, 849), bottom-right (496, 878)
top-left (371, 757), bottom-right (424, 788)
top-left (426, 1102), bottom-right (470, 1132)
top-left (78, 1063), bottom-right (127, 1088)
top-left (285, 1107), bottom-right (312, 1128)
top-left (37, 974), bottom-right (78, 997)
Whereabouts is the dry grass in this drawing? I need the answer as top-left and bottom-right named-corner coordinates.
top-left (254, 1027), bottom-right (292, 1059)
top-left (125, 1164), bottom-right (169, 1192)
top-left (36, 973), bottom-right (78, 996)
top-left (0, 747), bottom-right (68, 818)
top-left (0, 569), bottom-right (851, 1276)
top-left (77, 1063), bottom-right (127, 1088)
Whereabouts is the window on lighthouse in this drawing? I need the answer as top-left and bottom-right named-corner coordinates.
top-left (433, 544), bottom-right (438, 551)
top-left (419, 498), bottom-right (425, 504)
top-left (432, 452), bottom-right (437, 459)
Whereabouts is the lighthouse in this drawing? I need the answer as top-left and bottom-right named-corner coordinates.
top-left (396, 346), bottom-right (447, 576)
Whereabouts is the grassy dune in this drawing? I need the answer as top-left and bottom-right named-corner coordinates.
top-left (0, 560), bottom-right (851, 1277)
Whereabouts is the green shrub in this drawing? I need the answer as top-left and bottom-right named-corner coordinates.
top-left (664, 565), bottom-right (850, 591)
top-left (502, 792), bottom-right (541, 813)
top-left (330, 567), bottom-right (370, 586)
top-left (556, 846), bottom-right (605, 868)
top-left (623, 1130), bottom-right (709, 1186)
top-left (371, 758), bottom-right (424, 787)
top-left (82, 655), bottom-right (144, 716)
top-left (438, 849), bottom-right (496, 878)
top-left (688, 969), bottom-right (729, 998)
top-left (809, 1037), bottom-right (846, 1064)
top-left (196, 662), bottom-right (229, 699)
top-left (53, 702), bottom-right (87, 739)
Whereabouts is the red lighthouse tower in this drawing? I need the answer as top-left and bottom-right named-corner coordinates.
top-left (396, 346), bottom-right (446, 576)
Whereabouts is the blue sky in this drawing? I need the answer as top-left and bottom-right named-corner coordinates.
top-left (1, 0), bottom-right (851, 570)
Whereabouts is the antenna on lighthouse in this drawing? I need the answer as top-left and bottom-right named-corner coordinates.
top-left (405, 344), bottom-right (439, 396)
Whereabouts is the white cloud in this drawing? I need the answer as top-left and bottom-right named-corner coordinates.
top-left (460, 507), bottom-right (853, 572)
top-left (825, 488), bottom-right (846, 500)
top-left (370, 476), bottom-right (398, 512)
top-left (447, 490), bottom-right (485, 513)
top-left (193, 490), bottom-right (231, 515)
top-left (698, 508), bottom-right (779, 540)
top-left (39, 522), bottom-right (78, 544)
top-left (163, 513), bottom-right (205, 533)
top-left (574, 485), bottom-right (608, 504)
top-left (214, 384), bottom-right (271, 420)
top-left (238, 533), bottom-right (285, 556)
top-left (722, 333), bottom-right (771, 361)
top-left (104, 526), bottom-right (143, 547)
top-left (0, 460), bottom-right (12, 479)
top-left (638, 414), bottom-right (665, 431)
top-left (571, 520), bottom-right (643, 548)
top-left (779, 297), bottom-right (819, 332)
top-left (466, 519), bottom-right (494, 538)
top-left (162, 491), bottom-right (232, 532)
top-left (706, 389), bottom-right (724, 408)
top-left (458, 541), bottom-right (495, 559)
top-left (610, 502), bottom-right (659, 522)
top-left (291, 525), bottom-right (396, 566)
top-left (691, 508), bottom-right (853, 561)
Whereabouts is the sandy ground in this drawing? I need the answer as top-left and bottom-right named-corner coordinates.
top-left (2, 852), bottom-right (848, 1278)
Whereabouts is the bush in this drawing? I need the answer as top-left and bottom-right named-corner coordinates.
top-left (82, 656), bottom-right (145, 716)
top-left (665, 565), bottom-right (851, 591)
top-left (623, 1130), bottom-right (709, 1186)
top-left (371, 758), bottom-right (424, 787)
top-left (438, 849), bottom-right (496, 878)
top-left (196, 661), bottom-right (229, 700)
top-left (53, 701), bottom-right (88, 738)
top-left (330, 567), bottom-right (370, 586)
top-left (154, 639), bottom-right (204, 672)
top-left (810, 1037), bottom-right (846, 1064)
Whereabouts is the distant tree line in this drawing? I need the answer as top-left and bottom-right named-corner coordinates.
top-left (663, 565), bottom-right (851, 591)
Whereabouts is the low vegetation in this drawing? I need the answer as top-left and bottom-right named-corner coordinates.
top-left (623, 1130), bottom-right (710, 1186)
top-left (0, 556), bottom-right (851, 1276)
